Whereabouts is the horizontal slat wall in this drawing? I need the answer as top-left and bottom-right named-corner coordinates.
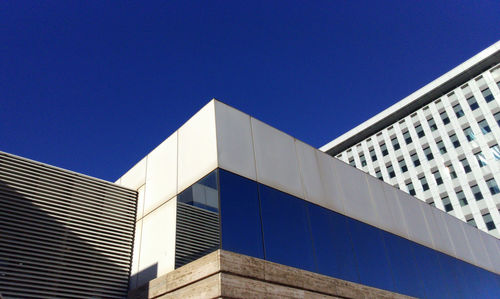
top-left (0, 152), bottom-right (137, 299)
top-left (175, 202), bottom-right (220, 268)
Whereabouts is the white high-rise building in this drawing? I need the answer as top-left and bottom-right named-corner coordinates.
top-left (322, 40), bottom-right (500, 238)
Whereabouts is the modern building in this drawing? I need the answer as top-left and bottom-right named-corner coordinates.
top-left (0, 151), bottom-right (137, 298)
top-left (118, 100), bottom-right (500, 298)
top-left (322, 41), bottom-right (500, 238)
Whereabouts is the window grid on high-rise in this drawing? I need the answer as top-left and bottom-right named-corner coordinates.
top-left (333, 64), bottom-right (500, 237)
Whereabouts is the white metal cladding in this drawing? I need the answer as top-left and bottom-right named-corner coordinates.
top-left (212, 100), bottom-right (500, 275)
top-left (0, 151), bottom-right (137, 298)
top-left (322, 45), bottom-right (500, 239)
top-left (119, 99), bottom-right (500, 286)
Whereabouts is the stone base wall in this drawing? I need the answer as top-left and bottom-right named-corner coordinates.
top-left (128, 250), bottom-right (414, 299)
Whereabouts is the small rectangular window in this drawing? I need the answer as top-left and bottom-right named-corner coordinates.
top-left (495, 112), bottom-right (500, 127)
top-left (375, 170), bottom-right (383, 180)
top-left (380, 143), bottom-right (388, 156)
top-left (436, 140), bottom-right (447, 154)
top-left (467, 218), bottom-right (477, 228)
top-left (440, 111), bottom-right (450, 125)
top-left (456, 190), bottom-right (468, 206)
top-left (478, 119), bottom-right (491, 134)
top-left (387, 164), bottom-right (395, 178)
top-left (475, 151), bottom-right (487, 167)
top-left (427, 118), bottom-right (437, 131)
top-left (406, 182), bottom-right (416, 196)
top-left (349, 158), bottom-right (356, 167)
top-left (423, 147), bottom-right (434, 161)
top-left (391, 137), bottom-right (400, 151)
top-left (420, 176), bottom-right (429, 191)
top-left (490, 144), bottom-right (500, 160)
top-left (486, 178), bottom-right (500, 195)
top-left (415, 125), bottom-right (425, 138)
top-left (467, 96), bottom-right (479, 111)
top-left (403, 131), bottom-right (412, 144)
top-left (446, 164), bottom-right (457, 179)
top-left (411, 153), bottom-right (420, 167)
top-left (360, 154), bottom-right (367, 167)
top-left (442, 196), bottom-right (453, 212)
top-left (461, 158), bottom-right (472, 173)
top-left (483, 213), bottom-right (496, 231)
top-left (369, 148), bottom-right (377, 162)
top-left (464, 127), bottom-right (475, 142)
top-left (471, 184), bottom-right (483, 201)
top-left (433, 170), bottom-right (443, 185)
top-left (398, 159), bottom-right (407, 173)
top-left (453, 103), bottom-right (465, 118)
top-left (482, 88), bottom-right (495, 103)
top-left (449, 134), bottom-right (460, 148)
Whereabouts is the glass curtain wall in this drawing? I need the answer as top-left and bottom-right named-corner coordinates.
top-left (177, 168), bottom-right (500, 298)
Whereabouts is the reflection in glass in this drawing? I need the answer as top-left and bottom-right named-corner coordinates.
top-left (383, 231), bottom-right (426, 298)
top-left (178, 170), bottom-right (219, 212)
top-left (259, 184), bottom-right (316, 272)
top-left (307, 203), bottom-right (359, 283)
top-left (412, 243), bottom-right (451, 299)
top-left (219, 169), bottom-right (264, 259)
top-left (347, 218), bottom-right (395, 292)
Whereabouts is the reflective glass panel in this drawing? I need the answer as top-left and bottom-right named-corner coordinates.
top-left (412, 243), bottom-right (451, 298)
top-left (347, 218), bottom-right (395, 292)
top-left (259, 184), bottom-right (316, 272)
top-left (178, 170), bottom-right (219, 212)
top-left (382, 231), bottom-right (426, 298)
top-left (307, 203), bottom-right (359, 283)
top-left (219, 170), bottom-right (264, 259)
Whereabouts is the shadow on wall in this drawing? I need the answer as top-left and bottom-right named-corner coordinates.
top-left (0, 179), bottom-right (131, 298)
top-left (129, 263), bottom-right (157, 292)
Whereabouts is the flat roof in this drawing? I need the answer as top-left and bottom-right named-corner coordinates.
top-left (320, 40), bottom-right (500, 156)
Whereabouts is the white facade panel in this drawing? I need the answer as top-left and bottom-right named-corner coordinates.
top-left (251, 118), bottom-right (304, 199)
top-left (177, 101), bottom-right (218, 193)
top-left (333, 161), bottom-right (378, 226)
top-left (430, 207), bottom-right (457, 257)
top-left (136, 184), bottom-right (145, 220)
top-left (397, 191), bottom-right (435, 248)
top-left (137, 198), bottom-right (176, 287)
top-left (214, 101), bottom-right (257, 181)
top-left (120, 157), bottom-right (147, 190)
top-left (144, 132), bottom-right (177, 215)
top-left (444, 214), bottom-right (476, 265)
top-left (316, 151), bottom-right (346, 214)
top-left (481, 232), bottom-right (500, 271)
top-left (295, 140), bottom-right (327, 208)
top-left (382, 184), bottom-right (410, 239)
top-left (129, 219), bottom-right (142, 290)
top-left (461, 221), bottom-right (492, 269)
top-left (365, 175), bottom-right (396, 233)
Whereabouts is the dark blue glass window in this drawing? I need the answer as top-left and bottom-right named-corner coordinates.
top-left (259, 184), bottom-right (316, 272)
top-left (412, 243), bottom-right (451, 299)
top-left (347, 218), bottom-right (394, 292)
top-left (219, 170), bottom-right (264, 259)
top-left (307, 203), bottom-right (359, 283)
top-left (436, 251), bottom-right (464, 298)
top-left (382, 231), bottom-right (426, 298)
top-left (178, 170), bottom-right (219, 212)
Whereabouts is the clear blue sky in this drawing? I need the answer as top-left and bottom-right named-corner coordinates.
top-left (1, 1), bottom-right (499, 181)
